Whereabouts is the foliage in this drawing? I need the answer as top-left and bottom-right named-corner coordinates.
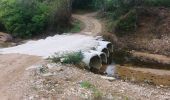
top-left (143, 0), bottom-right (170, 7)
top-left (80, 81), bottom-right (92, 89)
top-left (49, 51), bottom-right (84, 65)
top-left (80, 81), bottom-right (103, 98)
top-left (0, 0), bottom-right (72, 38)
top-left (72, 0), bottom-right (93, 9)
top-left (69, 19), bottom-right (83, 33)
top-left (0, 0), bottom-right (49, 38)
top-left (115, 10), bottom-right (137, 36)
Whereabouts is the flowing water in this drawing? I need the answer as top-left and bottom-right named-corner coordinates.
top-left (105, 63), bottom-right (116, 77)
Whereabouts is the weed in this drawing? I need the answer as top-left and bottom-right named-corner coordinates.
top-left (80, 81), bottom-right (103, 98)
top-left (49, 51), bottom-right (84, 65)
top-left (80, 81), bottom-right (92, 89)
top-left (39, 66), bottom-right (48, 74)
top-left (70, 19), bottom-right (84, 33)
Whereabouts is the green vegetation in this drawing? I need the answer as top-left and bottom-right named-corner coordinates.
top-left (69, 19), bottom-right (84, 33)
top-left (73, 0), bottom-right (170, 35)
top-left (80, 81), bottom-right (103, 98)
top-left (1, 0), bottom-right (170, 38)
top-left (144, 0), bottom-right (170, 7)
top-left (115, 10), bottom-right (137, 36)
top-left (49, 51), bottom-right (84, 65)
top-left (0, 0), bottom-right (71, 38)
top-left (80, 81), bottom-right (92, 89)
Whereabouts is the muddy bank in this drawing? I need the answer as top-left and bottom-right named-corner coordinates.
top-left (97, 49), bottom-right (170, 86)
top-left (116, 65), bottom-right (170, 86)
top-left (130, 51), bottom-right (170, 70)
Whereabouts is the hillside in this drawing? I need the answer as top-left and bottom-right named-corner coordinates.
top-left (116, 7), bottom-right (170, 56)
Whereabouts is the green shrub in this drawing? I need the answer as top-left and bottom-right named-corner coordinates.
top-left (115, 10), bottom-right (137, 36)
top-left (144, 0), bottom-right (170, 7)
top-left (0, 0), bottom-right (49, 38)
top-left (72, 0), bottom-right (93, 9)
top-left (0, 0), bottom-right (72, 38)
top-left (49, 51), bottom-right (84, 65)
top-left (69, 19), bottom-right (83, 33)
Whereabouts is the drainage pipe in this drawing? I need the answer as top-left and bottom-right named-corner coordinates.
top-left (89, 50), bottom-right (107, 64)
top-left (98, 41), bottom-right (113, 53)
top-left (95, 46), bottom-right (109, 57)
top-left (82, 52), bottom-right (102, 70)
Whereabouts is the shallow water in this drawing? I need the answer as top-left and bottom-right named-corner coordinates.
top-left (103, 63), bottom-right (170, 86)
top-left (105, 63), bottom-right (116, 77)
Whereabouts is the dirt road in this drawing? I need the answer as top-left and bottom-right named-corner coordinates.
top-left (0, 54), bottom-right (42, 99)
top-left (73, 12), bottom-right (102, 36)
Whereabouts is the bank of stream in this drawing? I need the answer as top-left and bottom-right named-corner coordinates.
top-left (100, 49), bottom-right (170, 86)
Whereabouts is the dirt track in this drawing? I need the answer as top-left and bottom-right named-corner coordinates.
top-left (73, 12), bottom-right (102, 36)
top-left (0, 54), bottom-right (42, 99)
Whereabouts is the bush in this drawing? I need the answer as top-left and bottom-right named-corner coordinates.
top-left (72, 0), bottom-right (93, 9)
top-left (69, 19), bottom-right (83, 33)
top-left (0, 0), bottom-right (72, 38)
top-left (115, 10), bottom-right (137, 36)
top-left (0, 0), bottom-right (49, 38)
top-left (144, 0), bottom-right (170, 7)
top-left (49, 51), bottom-right (84, 65)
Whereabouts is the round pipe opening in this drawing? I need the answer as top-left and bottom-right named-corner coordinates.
top-left (107, 52), bottom-right (114, 64)
top-left (102, 48), bottom-right (109, 57)
top-left (89, 55), bottom-right (102, 70)
top-left (107, 43), bottom-right (113, 53)
top-left (100, 53), bottom-right (107, 64)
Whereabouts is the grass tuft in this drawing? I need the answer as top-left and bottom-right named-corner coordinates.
top-left (80, 81), bottom-right (103, 98)
top-left (48, 51), bottom-right (84, 65)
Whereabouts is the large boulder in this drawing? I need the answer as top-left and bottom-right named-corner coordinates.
top-left (0, 32), bottom-right (13, 42)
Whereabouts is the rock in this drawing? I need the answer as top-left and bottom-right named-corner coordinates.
top-left (101, 76), bottom-right (116, 81)
top-left (0, 32), bottom-right (13, 42)
top-left (46, 63), bottom-right (59, 69)
top-left (26, 65), bottom-right (43, 70)
top-left (42, 72), bottom-right (54, 77)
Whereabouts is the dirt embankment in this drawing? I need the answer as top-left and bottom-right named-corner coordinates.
top-left (102, 7), bottom-right (170, 68)
top-left (116, 7), bottom-right (170, 56)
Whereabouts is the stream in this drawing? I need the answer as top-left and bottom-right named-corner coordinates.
top-left (103, 54), bottom-right (170, 86)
